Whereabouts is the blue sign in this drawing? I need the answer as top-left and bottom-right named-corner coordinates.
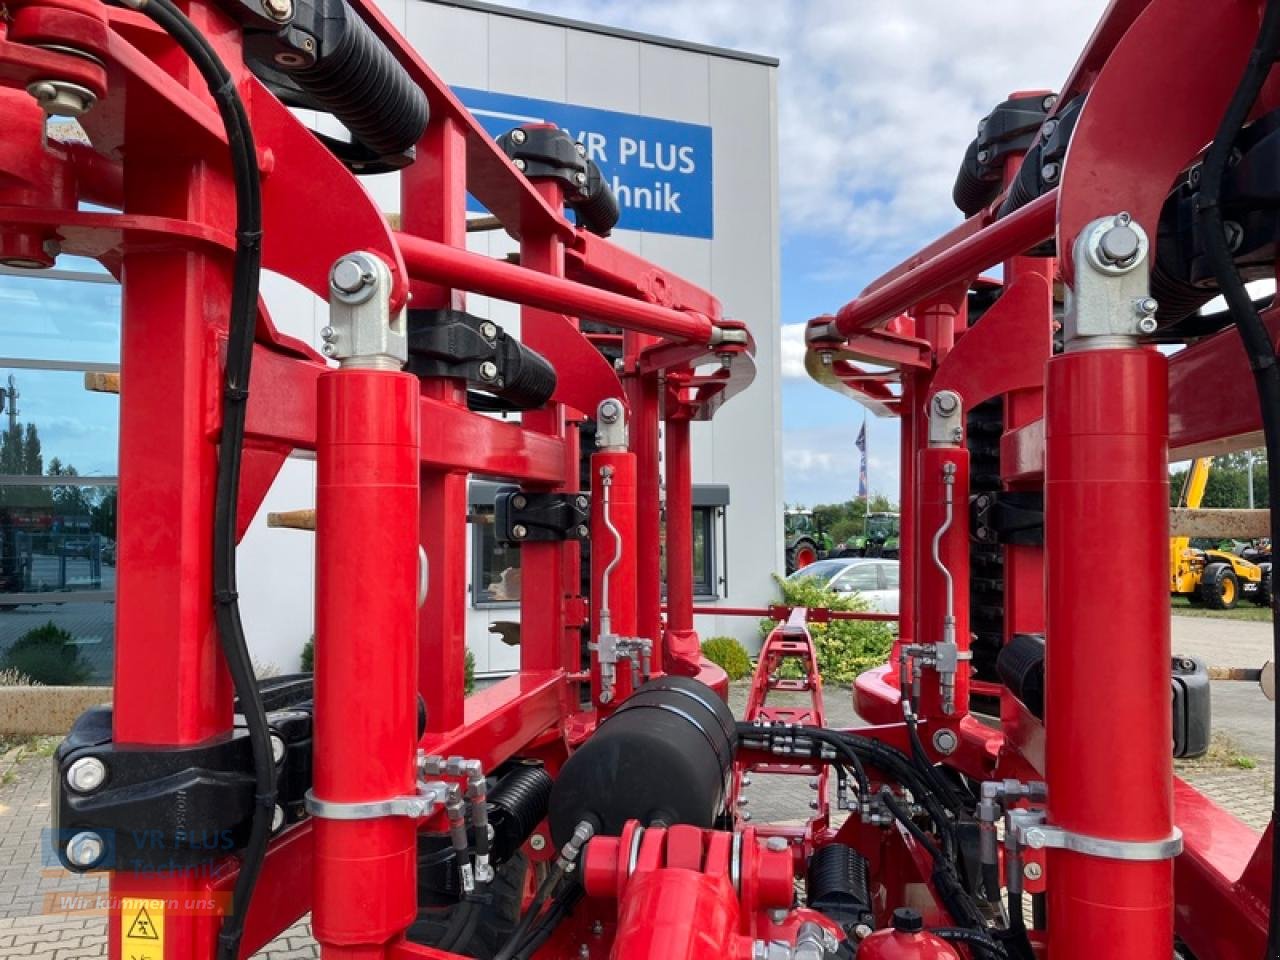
top-left (454, 87), bottom-right (714, 239)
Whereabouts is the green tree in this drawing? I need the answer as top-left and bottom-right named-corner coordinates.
top-left (21, 423), bottom-right (41, 476)
top-left (1169, 451), bottom-right (1268, 509)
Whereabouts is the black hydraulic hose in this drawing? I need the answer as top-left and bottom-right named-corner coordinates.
top-left (113, 1), bottom-right (271, 957)
top-left (932, 927), bottom-right (1009, 960)
top-left (511, 883), bottom-right (585, 960)
top-left (1194, 4), bottom-right (1280, 959)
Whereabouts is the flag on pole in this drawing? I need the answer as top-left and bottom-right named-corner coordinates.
top-left (855, 417), bottom-right (868, 500)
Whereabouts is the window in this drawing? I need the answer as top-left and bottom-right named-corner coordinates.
top-left (692, 506), bottom-right (716, 597)
top-left (881, 562), bottom-right (900, 589)
top-left (470, 482), bottom-right (729, 607)
top-left (471, 503), bottom-right (522, 606)
top-left (831, 563), bottom-right (880, 594)
top-left (0, 262), bottom-right (120, 686)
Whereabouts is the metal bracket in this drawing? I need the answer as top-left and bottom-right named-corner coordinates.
top-left (322, 251), bottom-right (407, 370)
top-left (596, 397), bottom-right (628, 450)
top-left (494, 487), bottom-right (591, 543)
top-left (971, 490), bottom-right (1044, 546)
top-left (1064, 213), bottom-right (1157, 350)
top-left (1009, 808), bottom-right (1183, 861)
top-left (927, 390), bottom-right (964, 447)
top-left (305, 780), bottom-right (449, 821)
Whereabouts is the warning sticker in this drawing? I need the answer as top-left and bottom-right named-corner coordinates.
top-left (121, 898), bottom-right (164, 960)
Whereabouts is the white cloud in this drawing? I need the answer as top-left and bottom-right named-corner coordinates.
top-left (779, 323), bottom-right (809, 379)
top-left (513, 0), bottom-right (1109, 261)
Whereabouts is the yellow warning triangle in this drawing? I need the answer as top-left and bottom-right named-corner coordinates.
top-left (127, 907), bottom-right (160, 940)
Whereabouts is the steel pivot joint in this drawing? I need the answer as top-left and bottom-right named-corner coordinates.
top-left (596, 397), bottom-right (628, 449)
top-left (322, 252), bottom-right (407, 369)
top-left (1064, 212), bottom-right (1157, 350)
top-left (927, 389), bottom-right (964, 447)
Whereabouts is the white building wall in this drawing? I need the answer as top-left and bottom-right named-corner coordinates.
top-left (237, 0), bottom-right (781, 675)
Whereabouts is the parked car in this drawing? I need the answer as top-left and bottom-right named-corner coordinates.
top-left (784, 557), bottom-right (900, 614)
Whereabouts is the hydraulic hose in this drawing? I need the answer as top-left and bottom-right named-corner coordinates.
top-left (111, 1), bottom-right (272, 957)
top-left (1193, 4), bottom-right (1280, 959)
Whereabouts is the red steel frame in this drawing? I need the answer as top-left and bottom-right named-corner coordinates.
top-left (5, 0), bottom-right (1280, 957)
top-left (802, 3), bottom-right (1280, 960)
top-left (0, 0), bottom-right (753, 954)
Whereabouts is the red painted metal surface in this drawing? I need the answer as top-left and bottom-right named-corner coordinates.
top-left (1045, 348), bottom-right (1172, 960)
top-left (313, 370), bottom-right (421, 956)
top-left (663, 414), bottom-right (701, 676)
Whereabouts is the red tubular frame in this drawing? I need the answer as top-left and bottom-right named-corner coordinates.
top-left (0, 0), bottom-right (760, 953)
top-left (806, 2), bottom-right (1279, 958)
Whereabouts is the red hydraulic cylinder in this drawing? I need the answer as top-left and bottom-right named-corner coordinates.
top-left (1045, 348), bottom-right (1172, 960)
top-left (612, 869), bottom-right (741, 960)
top-left (591, 443), bottom-right (639, 707)
top-left (664, 414), bottom-right (700, 676)
top-left (312, 370), bottom-right (421, 958)
top-left (913, 433), bottom-right (970, 719)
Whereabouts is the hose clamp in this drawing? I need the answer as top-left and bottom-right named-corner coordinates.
top-left (1011, 815), bottom-right (1182, 861)
top-left (305, 780), bottom-right (449, 820)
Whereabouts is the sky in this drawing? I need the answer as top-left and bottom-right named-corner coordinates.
top-left (3, 1), bottom-right (1116, 496)
top-left (508, 0), bottom-right (1112, 507)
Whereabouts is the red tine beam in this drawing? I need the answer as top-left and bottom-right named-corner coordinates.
top-left (394, 233), bottom-right (717, 345)
top-left (825, 190), bottom-right (1056, 338)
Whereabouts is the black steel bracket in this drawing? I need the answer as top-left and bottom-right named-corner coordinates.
top-left (495, 126), bottom-right (620, 236)
top-left (971, 490), bottom-right (1044, 547)
top-left (494, 486), bottom-right (590, 544)
top-left (51, 689), bottom-right (314, 874)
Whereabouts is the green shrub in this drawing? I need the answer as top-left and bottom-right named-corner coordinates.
top-left (303, 634), bottom-right (476, 695)
top-left (3, 622), bottom-right (90, 686)
top-left (759, 575), bottom-right (893, 684)
top-left (701, 635), bottom-right (752, 680)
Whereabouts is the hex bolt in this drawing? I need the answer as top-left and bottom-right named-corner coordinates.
top-left (1023, 861), bottom-right (1043, 881)
top-left (771, 909), bottom-right (788, 924)
top-left (574, 172), bottom-right (588, 186)
top-left (853, 924), bottom-right (873, 941)
top-left (932, 728), bottom-right (958, 755)
top-left (263, 0), bottom-right (293, 21)
top-left (932, 391), bottom-right (959, 416)
top-left (819, 350), bottom-right (834, 367)
top-left (513, 495), bottom-right (528, 510)
top-left (529, 833), bottom-right (547, 851)
top-left (67, 757), bottom-right (107, 794)
top-left (1042, 93), bottom-right (1058, 111)
top-left (977, 149), bottom-right (992, 165)
top-left (479, 361), bottom-right (499, 381)
top-left (576, 142), bottom-right (588, 157)
top-left (1041, 161), bottom-right (1061, 184)
top-left (576, 524), bottom-right (589, 538)
top-left (320, 325), bottom-right (336, 342)
top-left (513, 158), bottom-right (527, 172)
top-left (332, 257), bottom-right (373, 295)
top-left (1041, 118), bottom-right (1058, 140)
top-left (271, 734), bottom-right (287, 765)
top-left (66, 831), bottom-right (104, 868)
top-left (1095, 217), bottom-right (1141, 267)
top-left (511, 129), bottom-right (527, 145)
top-left (480, 321), bottom-right (498, 340)
top-left (765, 836), bottom-right (788, 852)
top-left (512, 524), bottom-right (528, 539)
top-left (599, 400), bottom-right (621, 423)
top-left (576, 495), bottom-right (589, 510)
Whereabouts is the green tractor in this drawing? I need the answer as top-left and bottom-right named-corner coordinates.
top-left (784, 509), bottom-right (833, 573)
top-left (848, 511), bottom-right (901, 558)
